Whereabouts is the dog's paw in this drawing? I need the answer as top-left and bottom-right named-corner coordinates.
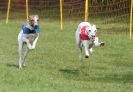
top-left (89, 48), bottom-right (93, 54)
top-left (18, 65), bottom-right (22, 69)
top-left (22, 63), bottom-right (26, 67)
top-left (100, 42), bottom-right (105, 47)
top-left (85, 55), bottom-right (89, 58)
top-left (30, 45), bottom-right (36, 50)
top-left (16, 63), bottom-right (22, 69)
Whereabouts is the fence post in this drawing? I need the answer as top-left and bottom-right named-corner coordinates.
top-left (26, 0), bottom-right (29, 22)
top-left (130, 0), bottom-right (133, 39)
top-left (60, 0), bottom-right (63, 30)
top-left (85, 0), bottom-right (88, 21)
top-left (6, 0), bottom-right (11, 24)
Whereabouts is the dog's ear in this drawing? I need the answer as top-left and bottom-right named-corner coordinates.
top-left (35, 15), bottom-right (39, 20)
top-left (29, 15), bottom-right (34, 21)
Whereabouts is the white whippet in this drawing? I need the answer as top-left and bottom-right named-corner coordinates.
top-left (17, 15), bottom-right (40, 68)
top-left (75, 22), bottom-right (104, 61)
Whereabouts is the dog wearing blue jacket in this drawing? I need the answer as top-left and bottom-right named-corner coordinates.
top-left (17, 15), bottom-right (40, 68)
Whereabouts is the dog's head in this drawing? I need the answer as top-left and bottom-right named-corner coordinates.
top-left (29, 15), bottom-right (39, 27)
top-left (86, 24), bottom-right (97, 39)
top-left (90, 24), bottom-right (97, 36)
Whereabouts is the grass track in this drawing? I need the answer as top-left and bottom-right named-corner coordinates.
top-left (0, 20), bottom-right (133, 92)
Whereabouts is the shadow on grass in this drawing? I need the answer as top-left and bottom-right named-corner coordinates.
top-left (59, 68), bottom-right (133, 84)
top-left (91, 74), bottom-right (133, 84)
top-left (59, 69), bottom-right (80, 75)
top-left (6, 63), bottom-right (18, 68)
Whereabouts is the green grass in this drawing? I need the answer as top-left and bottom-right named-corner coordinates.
top-left (0, 19), bottom-right (133, 92)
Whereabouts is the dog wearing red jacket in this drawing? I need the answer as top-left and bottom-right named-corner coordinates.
top-left (75, 22), bottom-right (104, 61)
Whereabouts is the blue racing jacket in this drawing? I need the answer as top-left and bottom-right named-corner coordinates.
top-left (22, 24), bottom-right (40, 34)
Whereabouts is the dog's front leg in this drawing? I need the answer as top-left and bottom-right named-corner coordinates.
top-left (22, 47), bottom-right (30, 67)
top-left (31, 34), bottom-right (39, 49)
top-left (23, 37), bottom-right (32, 49)
top-left (82, 40), bottom-right (90, 58)
top-left (94, 37), bottom-right (100, 47)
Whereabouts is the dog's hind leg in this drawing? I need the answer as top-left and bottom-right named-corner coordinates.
top-left (79, 43), bottom-right (84, 62)
top-left (22, 47), bottom-right (30, 67)
top-left (80, 47), bottom-right (83, 62)
top-left (18, 41), bottom-right (23, 68)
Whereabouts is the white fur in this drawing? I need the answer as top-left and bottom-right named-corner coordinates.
top-left (17, 15), bottom-right (40, 68)
top-left (18, 30), bottom-right (39, 68)
top-left (75, 22), bottom-right (101, 61)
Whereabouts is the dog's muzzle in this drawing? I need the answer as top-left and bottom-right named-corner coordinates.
top-left (91, 35), bottom-right (95, 39)
top-left (34, 22), bottom-right (38, 26)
